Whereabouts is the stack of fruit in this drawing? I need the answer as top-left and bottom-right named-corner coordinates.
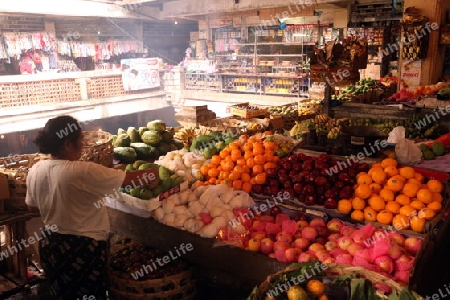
top-left (198, 133), bottom-right (283, 192)
top-left (418, 141), bottom-right (445, 160)
top-left (113, 120), bottom-right (183, 164)
top-left (254, 153), bottom-right (368, 208)
top-left (336, 158), bottom-right (444, 233)
top-left (313, 114), bottom-right (350, 139)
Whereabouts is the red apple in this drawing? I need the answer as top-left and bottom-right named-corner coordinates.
top-left (285, 248), bottom-right (300, 263)
top-left (327, 219), bottom-right (344, 233)
top-left (252, 231), bottom-right (266, 241)
top-left (301, 226), bottom-right (318, 240)
top-left (387, 243), bottom-right (403, 260)
top-left (324, 240), bottom-right (338, 251)
top-left (248, 238), bottom-right (261, 252)
top-left (265, 222), bottom-right (282, 235)
top-left (315, 237), bottom-right (326, 245)
top-left (340, 226), bottom-right (357, 236)
top-left (310, 218), bottom-right (326, 227)
top-left (328, 233), bottom-right (342, 241)
top-left (252, 220), bottom-right (266, 232)
top-left (338, 236), bottom-right (353, 250)
top-left (273, 240), bottom-right (290, 253)
top-left (260, 238), bottom-right (274, 255)
top-left (276, 232), bottom-right (293, 244)
top-left (296, 220), bottom-right (309, 231)
top-left (315, 249), bottom-right (330, 261)
top-left (394, 270), bottom-right (410, 284)
top-left (374, 255), bottom-right (394, 274)
top-left (388, 232), bottom-right (406, 246)
top-left (292, 238), bottom-right (310, 251)
top-left (404, 237), bottom-right (423, 256)
top-left (335, 253), bottom-right (353, 265)
top-left (351, 230), bottom-right (367, 244)
top-left (347, 243), bottom-right (364, 256)
top-left (308, 242), bottom-right (325, 253)
top-left (275, 248), bottom-right (287, 262)
top-left (268, 253), bottom-right (276, 259)
top-left (298, 252), bottom-right (315, 263)
top-left (395, 254), bottom-right (414, 272)
top-left (323, 256), bottom-right (335, 264)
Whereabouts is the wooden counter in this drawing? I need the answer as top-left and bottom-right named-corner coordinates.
top-left (107, 207), bottom-right (289, 289)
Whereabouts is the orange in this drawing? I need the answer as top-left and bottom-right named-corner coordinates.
top-left (351, 210), bottom-right (365, 221)
top-left (200, 165), bottom-right (210, 177)
top-left (230, 149), bottom-right (242, 161)
top-left (427, 201), bottom-right (442, 212)
top-left (254, 173), bottom-right (267, 185)
top-left (254, 154), bottom-right (266, 165)
top-left (369, 183), bottom-right (382, 193)
top-left (252, 145), bottom-right (264, 155)
top-left (243, 142), bottom-right (253, 152)
top-left (377, 210), bottom-right (394, 225)
top-left (220, 160), bottom-right (234, 172)
top-left (356, 172), bottom-right (369, 180)
top-left (355, 184), bottom-right (372, 199)
top-left (219, 149), bottom-right (230, 159)
top-left (207, 167), bottom-right (219, 178)
top-left (245, 157), bottom-right (255, 169)
top-left (338, 199), bottom-right (352, 214)
top-left (371, 163), bottom-right (383, 169)
top-left (387, 177), bottom-right (404, 192)
top-left (407, 178), bottom-right (422, 186)
top-left (371, 169), bottom-right (387, 184)
top-left (242, 182), bottom-right (252, 193)
top-left (399, 205), bottom-right (417, 217)
top-left (384, 166), bottom-right (398, 177)
top-left (418, 208), bottom-right (436, 220)
top-left (244, 151), bottom-right (253, 160)
top-left (368, 167), bottom-right (384, 177)
top-left (208, 177), bottom-right (216, 184)
top-left (252, 165), bottom-right (264, 175)
top-left (417, 189), bottom-right (433, 204)
top-left (379, 188), bottom-right (395, 202)
top-left (410, 216), bottom-right (426, 233)
top-left (410, 200), bottom-right (426, 210)
top-left (241, 173), bottom-right (251, 182)
top-left (414, 172), bottom-right (425, 182)
top-left (306, 279), bottom-right (325, 296)
top-left (385, 201), bottom-right (401, 214)
top-left (211, 155), bottom-right (221, 165)
top-left (236, 158), bottom-right (246, 166)
top-left (263, 141), bottom-right (277, 151)
top-left (381, 158), bottom-right (398, 169)
top-left (318, 295), bottom-right (329, 300)
top-left (399, 167), bottom-right (416, 179)
top-left (395, 194), bottom-right (411, 206)
top-left (352, 197), bottom-right (366, 210)
top-left (263, 162), bottom-right (277, 171)
top-left (357, 173), bottom-right (373, 185)
top-left (368, 196), bottom-right (385, 212)
top-left (427, 180), bottom-right (444, 193)
top-left (228, 170), bottom-right (241, 181)
top-left (402, 182), bottom-right (419, 198)
top-left (364, 207), bottom-right (378, 221)
top-left (219, 170), bottom-right (230, 180)
top-left (232, 180), bottom-right (243, 190)
top-left (392, 214), bottom-right (410, 230)
top-left (431, 192), bottom-right (443, 203)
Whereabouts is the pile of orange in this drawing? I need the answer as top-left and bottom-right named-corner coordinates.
top-left (337, 158), bottom-right (445, 233)
top-left (197, 132), bottom-right (280, 193)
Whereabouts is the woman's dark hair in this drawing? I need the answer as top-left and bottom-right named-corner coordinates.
top-left (34, 115), bottom-right (82, 156)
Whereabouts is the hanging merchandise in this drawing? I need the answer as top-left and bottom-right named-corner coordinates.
top-left (2, 32), bottom-right (56, 58)
top-left (56, 40), bottom-right (144, 59)
top-left (400, 7), bottom-right (430, 60)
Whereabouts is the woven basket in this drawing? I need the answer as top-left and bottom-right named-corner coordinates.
top-left (80, 130), bottom-right (114, 167)
top-left (109, 269), bottom-right (197, 300)
top-left (0, 154), bottom-right (50, 211)
top-left (248, 262), bottom-right (424, 300)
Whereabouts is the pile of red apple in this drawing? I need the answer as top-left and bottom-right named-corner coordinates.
top-left (252, 153), bottom-right (370, 208)
top-left (240, 212), bottom-right (422, 285)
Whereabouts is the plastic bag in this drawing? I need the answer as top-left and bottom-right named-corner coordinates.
top-left (387, 126), bottom-right (422, 165)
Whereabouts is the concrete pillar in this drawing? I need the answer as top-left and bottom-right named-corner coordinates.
top-left (401, 0), bottom-right (447, 84)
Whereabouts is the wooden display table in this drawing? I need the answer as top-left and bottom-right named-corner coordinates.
top-left (107, 207), bottom-right (289, 289)
top-left (0, 212), bottom-right (39, 294)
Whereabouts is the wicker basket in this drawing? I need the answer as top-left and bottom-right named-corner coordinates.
top-left (248, 262), bottom-right (424, 300)
top-left (0, 154), bottom-right (49, 211)
top-left (109, 269), bottom-right (197, 300)
top-left (80, 131), bottom-right (114, 167)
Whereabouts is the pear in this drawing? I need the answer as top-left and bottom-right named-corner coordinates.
top-left (286, 286), bottom-right (308, 300)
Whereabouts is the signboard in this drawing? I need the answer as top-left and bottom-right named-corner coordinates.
top-left (121, 58), bottom-right (161, 91)
top-left (400, 60), bottom-right (421, 90)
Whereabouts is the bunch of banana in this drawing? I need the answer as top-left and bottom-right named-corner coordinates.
top-left (327, 127), bottom-right (341, 139)
top-left (247, 122), bottom-right (265, 132)
top-left (174, 127), bottom-right (197, 147)
top-left (195, 127), bottom-right (211, 136)
top-left (298, 103), bottom-right (322, 116)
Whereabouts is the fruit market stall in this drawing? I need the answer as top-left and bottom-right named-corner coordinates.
top-left (100, 115), bottom-right (450, 299)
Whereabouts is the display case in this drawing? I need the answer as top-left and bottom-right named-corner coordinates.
top-left (185, 73), bottom-right (222, 92)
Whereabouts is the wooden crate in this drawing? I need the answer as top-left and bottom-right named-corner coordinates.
top-left (227, 102), bottom-right (269, 119)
